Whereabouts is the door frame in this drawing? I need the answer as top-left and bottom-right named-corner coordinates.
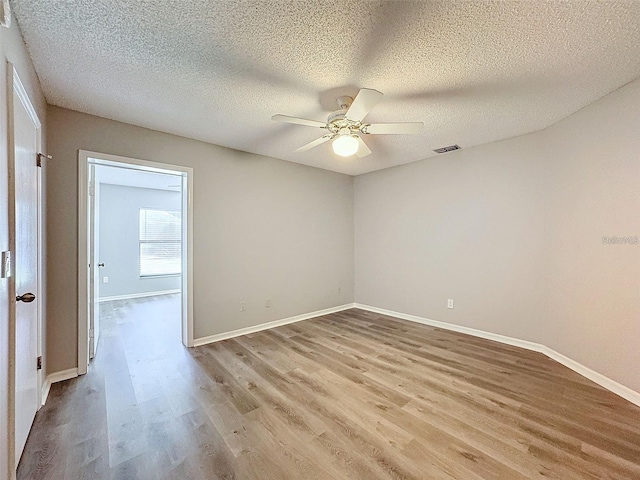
top-left (7, 62), bottom-right (44, 472)
top-left (77, 150), bottom-right (194, 375)
top-left (88, 163), bottom-right (100, 360)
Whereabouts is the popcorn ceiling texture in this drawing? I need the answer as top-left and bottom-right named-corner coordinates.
top-left (12, 0), bottom-right (640, 175)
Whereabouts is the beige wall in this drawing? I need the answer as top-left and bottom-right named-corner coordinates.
top-left (543, 79), bottom-right (640, 392)
top-left (98, 183), bottom-right (182, 298)
top-left (355, 79), bottom-right (640, 393)
top-left (46, 106), bottom-right (354, 373)
top-left (355, 131), bottom-right (551, 343)
top-left (0, 14), bottom-right (47, 479)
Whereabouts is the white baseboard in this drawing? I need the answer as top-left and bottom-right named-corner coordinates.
top-left (98, 289), bottom-right (180, 302)
top-left (538, 346), bottom-right (640, 407)
top-left (193, 303), bottom-right (356, 347)
top-left (354, 303), bottom-right (640, 407)
top-left (354, 303), bottom-right (546, 353)
top-left (41, 368), bottom-right (79, 406)
top-left (40, 379), bottom-right (51, 407)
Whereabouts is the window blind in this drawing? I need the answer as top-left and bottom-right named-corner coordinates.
top-left (139, 208), bottom-right (182, 276)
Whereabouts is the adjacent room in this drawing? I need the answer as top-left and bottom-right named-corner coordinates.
top-left (1, 1), bottom-right (639, 479)
top-left (91, 164), bottom-right (185, 366)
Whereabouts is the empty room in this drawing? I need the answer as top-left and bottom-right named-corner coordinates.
top-left (1, 1), bottom-right (639, 479)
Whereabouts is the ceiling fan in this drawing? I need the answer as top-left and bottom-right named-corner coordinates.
top-left (272, 88), bottom-right (423, 158)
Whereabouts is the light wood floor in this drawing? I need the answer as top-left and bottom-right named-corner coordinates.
top-left (18, 297), bottom-right (640, 479)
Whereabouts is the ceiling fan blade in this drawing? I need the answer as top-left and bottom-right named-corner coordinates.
top-left (294, 134), bottom-right (334, 152)
top-left (345, 88), bottom-right (383, 122)
top-left (365, 122), bottom-right (423, 135)
top-left (272, 114), bottom-right (327, 128)
top-left (355, 136), bottom-right (372, 158)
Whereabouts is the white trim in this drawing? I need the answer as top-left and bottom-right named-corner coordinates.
top-left (78, 150), bottom-right (194, 375)
top-left (41, 368), bottom-right (79, 406)
top-left (98, 289), bottom-right (181, 303)
top-left (6, 61), bottom-right (17, 476)
top-left (354, 303), bottom-right (545, 352)
top-left (40, 379), bottom-right (50, 407)
top-left (46, 368), bottom-right (79, 384)
top-left (11, 70), bottom-right (40, 130)
top-left (182, 172), bottom-right (194, 347)
top-left (77, 153), bottom-right (89, 375)
top-left (193, 303), bottom-right (356, 347)
top-left (354, 303), bottom-right (640, 407)
top-left (538, 346), bottom-right (640, 408)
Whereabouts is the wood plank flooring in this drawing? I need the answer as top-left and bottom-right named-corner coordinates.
top-left (18, 296), bottom-right (640, 479)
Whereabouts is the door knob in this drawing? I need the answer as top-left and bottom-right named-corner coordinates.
top-left (16, 292), bottom-right (36, 303)
top-left (98, 263), bottom-right (105, 267)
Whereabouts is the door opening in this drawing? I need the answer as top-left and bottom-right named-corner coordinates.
top-left (77, 151), bottom-right (193, 375)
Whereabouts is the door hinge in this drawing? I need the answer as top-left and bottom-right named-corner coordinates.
top-left (89, 181), bottom-right (95, 197)
top-left (36, 153), bottom-right (52, 167)
top-left (37, 356), bottom-right (42, 370)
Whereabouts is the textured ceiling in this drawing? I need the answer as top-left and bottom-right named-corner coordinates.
top-left (12, 1), bottom-right (640, 175)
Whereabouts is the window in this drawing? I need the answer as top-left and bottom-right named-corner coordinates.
top-left (139, 208), bottom-right (182, 276)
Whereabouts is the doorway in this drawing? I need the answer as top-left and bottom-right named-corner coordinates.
top-left (77, 151), bottom-right (193, 376)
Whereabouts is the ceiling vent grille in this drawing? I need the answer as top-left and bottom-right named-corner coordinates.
top-left (433, 144), bottom-right (461, 154)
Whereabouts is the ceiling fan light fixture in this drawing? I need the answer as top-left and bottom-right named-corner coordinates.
top-left (273, 88), bottom-right (422, 158)
top-left (332, 134), bottom-right (359, 157)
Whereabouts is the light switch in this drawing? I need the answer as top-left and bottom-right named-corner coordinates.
top-left (1, 251), bottom-right (11, 278)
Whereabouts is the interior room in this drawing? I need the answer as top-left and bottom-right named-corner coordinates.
top-left (1, 1), bottom-right (639, 479)
top-left (93, 164), bottom-right (184, 364)
top-left (96, 166), bottom-right (183, 304)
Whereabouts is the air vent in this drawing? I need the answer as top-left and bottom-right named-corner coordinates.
top-left (433, 144), bottom-right (461, 154)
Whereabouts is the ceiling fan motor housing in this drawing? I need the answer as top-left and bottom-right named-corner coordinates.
top-left (327, 109), bottom-right (347, 125)
top-left (327, 95), bottom-right (363, 134)
top-left (326, 95), bottom-right (358, 131)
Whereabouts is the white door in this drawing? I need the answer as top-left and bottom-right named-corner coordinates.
top-left (89, 165), bottom-right (100, 359)
top-left (13, 76), bottom-right (40, 464)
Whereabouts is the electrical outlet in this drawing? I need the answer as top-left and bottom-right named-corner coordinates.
top-left (102, 276), bottom-right (109, 284)
top-left (240, 302), bottom-right (246, 311)
top-left (265, 298), bottom-right (271, 308)
top-left (447, 299), bottom-right (454, 309)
